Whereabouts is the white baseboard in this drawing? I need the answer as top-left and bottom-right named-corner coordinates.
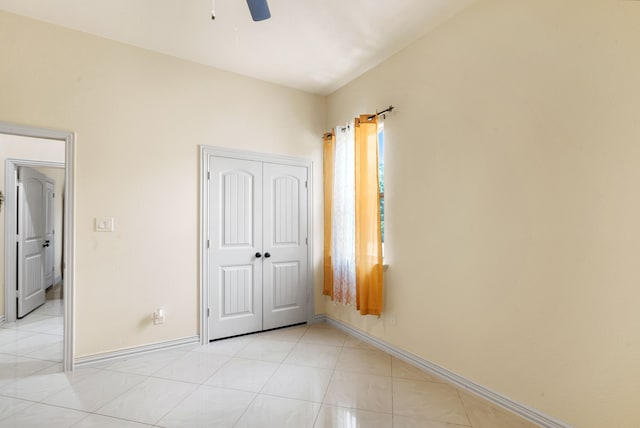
top-left (313, 314), bottom-right (329, 324)
top-left (74, 335), bottom-right (200, 367)
top-left (318, 315), bottom-right (572, 428)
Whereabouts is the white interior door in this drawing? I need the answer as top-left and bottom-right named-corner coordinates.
top-left (44, 180), bottom-right (55, 287)
top-left (209, 157), bottom-right (263, 340)
top-left (17, 167), bottom-right (50, 318)
top-left (262, 163), bottom-right (308, 330)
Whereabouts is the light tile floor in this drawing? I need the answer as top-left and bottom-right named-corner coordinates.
top-left (0, 317), bottom-right (540, 427)
top-left (0, 298), bottom-right (63, 363)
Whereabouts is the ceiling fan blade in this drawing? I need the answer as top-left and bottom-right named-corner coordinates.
top-left (246, 0), bottom-right (271, 21)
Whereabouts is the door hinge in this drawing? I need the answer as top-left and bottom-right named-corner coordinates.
top-left (207, 239), bottom-right (210, 249)
top-left (207, 171), bottom-right (211, 180)
top-left (305, 181), bottom-right (308, 188)
top-left (16, 290), bottom-right (20, 300)
top-left (305, 237), bottom-right (308, 245)
top-left (207, 308), bottom-right (210, 317)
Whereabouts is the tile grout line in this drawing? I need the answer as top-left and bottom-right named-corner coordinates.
top-left (162, 351), bottom-right (228, 421)
top-left (149, 349), bottom-right (240, 423)
top-left (312, 330), bottom-right (347, 427)
top-left (231, 323), bottom-right (310, 427)
top-left (75, 412), bottom-right (155, 427)
top-left (86, 369), bottom-right (154, 422)
top-left (456, 388), bottom-right (475, 427)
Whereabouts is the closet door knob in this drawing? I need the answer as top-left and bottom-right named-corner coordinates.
top-left (264, 252), bottom-right (271, 258)
top-left (255, 252), bottom-right (262, 258)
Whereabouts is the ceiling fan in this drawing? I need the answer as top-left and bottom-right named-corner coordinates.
top-left (211, 0), bottom-right (271, 21)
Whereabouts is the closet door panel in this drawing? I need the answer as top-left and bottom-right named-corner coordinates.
top-left (209, 157), bottom-right (263, 340)
top-left (262, 163), bottom-right (308, 330)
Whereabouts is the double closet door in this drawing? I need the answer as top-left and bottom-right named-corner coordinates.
top-left (208, 156), bottom-right (308, 340)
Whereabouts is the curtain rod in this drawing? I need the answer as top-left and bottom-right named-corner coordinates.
top-left (323, 105), bottom-right (395, 140)
top-left (368, 105), bottom-right (394, 121)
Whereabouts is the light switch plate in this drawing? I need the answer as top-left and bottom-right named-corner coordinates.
top-left (95, 217), bottom-right (114, 232)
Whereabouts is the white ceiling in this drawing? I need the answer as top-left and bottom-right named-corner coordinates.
top-left (0, 0), bottom-right (473, 95)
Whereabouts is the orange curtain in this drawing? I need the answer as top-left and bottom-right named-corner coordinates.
top-left (323, 132), bottom-right (335, 298)
top-left (354, 116), bottom-right (384, 315)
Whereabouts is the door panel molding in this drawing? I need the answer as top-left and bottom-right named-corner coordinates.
top-left (200, 146), bottom-right (314, 344)
top-left (1, 121), bottom-right (75, 372)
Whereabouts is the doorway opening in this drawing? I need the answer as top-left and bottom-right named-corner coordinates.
top-left (0, 122), bottom-right (75, 371)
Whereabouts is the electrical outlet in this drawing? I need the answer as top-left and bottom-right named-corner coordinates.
top-left (153, 308), bottom-right (166, 325)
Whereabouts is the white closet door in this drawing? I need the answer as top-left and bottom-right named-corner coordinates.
top-left (17, 167), bottom-right (48, 318)
top-left (262, 163), bottom-right (308, 330)
top-left (209, 157), bottom-right (263, 340)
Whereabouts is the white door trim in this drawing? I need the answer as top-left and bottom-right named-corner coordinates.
top-left (199, 145), bottom-right (314, 344)
top-left (1, 122), bottom-right (75, 372)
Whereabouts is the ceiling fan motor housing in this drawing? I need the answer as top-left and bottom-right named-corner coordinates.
top-left (247, 0), bottom-right (271, 21)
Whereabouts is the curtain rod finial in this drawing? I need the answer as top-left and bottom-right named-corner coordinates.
top-left (368, 105), bottom-right (395, 121)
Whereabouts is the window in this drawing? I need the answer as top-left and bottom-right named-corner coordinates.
top-left (322, 116), bottom-right (384, 315)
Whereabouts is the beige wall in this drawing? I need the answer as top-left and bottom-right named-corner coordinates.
top-left (0, 11), bottom-right (326, 356)
top-left (325, 1), bottom-right (640, 427)
top-left (0, 134), bottom-right (65, 316)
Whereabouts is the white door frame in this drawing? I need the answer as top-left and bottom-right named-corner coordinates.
top-left (14, 163), bottom-right (60, 318)
top-left (1, 122), bottom-right (75, 371)
top-left (199, 146), bottom-right (314, 344)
